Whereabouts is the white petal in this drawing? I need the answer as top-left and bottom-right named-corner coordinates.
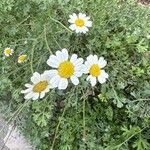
top-left (93, 55), bottom-right (98, 63)
top-left (58, 78), bottom-right (68, 90)
top-left (68, 13), bottom-right (77, 23)
top-left (40, 73), bottom-right (48, 81)
top-left (48, 84), bottom-right (55, 89)
top-left (68, 19), bottom-right (74, 23)
top-left (79, 13), bottom-right (86, 18)
top-left (32, 93), bottom-right (40, 100)
top-left (24, 92), bottom-right (34, 100)
top-left (98, 57), bottom-right (107, 68)
top-left (85, 21), bottom-right (92, 27)
top-left (78, 27), bottom-right (87, 34)
top-left (5, 54), bottom-right (9, 57)
top-left (98, 76), bottom-right (106, 84)
top-left (44, 86), bottom-right (50, 92)
top-left (40, 92), bottom-right (45, 99)
top-left (86, 55), bottom-right (94, 65)
top-left (50, 75), bottom-right (61, 88)
top-left (84, 62), bottom-right (92, 72)
top-left (83, 27), bottom-right (89, 34)
top-left (47, 55), bottom-right (59, 68)
top-left (82, 64), bottom-right (89, 74)
top-left (41, 70), bottom-right (56, 81)
top-left (75, 27), bottom-right (80, 33)
top-left (25, 84), bottom-right (32, 88)
top-left (78, 27), bottom-right (86, 33)
top-left (98, 70), bottom-right (109, 84)
top-left (71, 76), bottom-right (79, 85)
top-left (44, 70), bottom-right (58, 78)
top-left (69, 24), bottom-right (76, 31)
top-left (32, 93), bottom-right (39, 100)
top-left (86, 75), bottom-right (92, 81)
top-left (61, 48), bottom-right (68, 61)
top-left (74, 58), bottom-right (84, 66)
top-left (69, 13), bottom-right (77, 20)
top-left (31, 72), bottom-right (41, 84)
top-left (56, 50), bottom-right (65, 62)
top-left (74, 65), bottom-right (84, 72)
top-left (74, 71), bottom-right (83, 77)
top-left (90, 76), bottom-right (97, 86)
top-left (70, 54), bottom-right (78, 63)
top-left (101, 70), bottom-right (109, 78)
top-left (21, 88), bottom-right (32, 94)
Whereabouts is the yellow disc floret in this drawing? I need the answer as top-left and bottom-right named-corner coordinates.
top-left (89, 64), bottom-right (101, 77)
top-left (58, 61), bottom-right (74, 78)
top-left (33, 81), bottom-right (48, 93)
top-left (18, 54), bottom-right (27, 63)
top-left (4, 48), bottom-right (13, 56)
top-left (75, 18), bottom-right (85, 27)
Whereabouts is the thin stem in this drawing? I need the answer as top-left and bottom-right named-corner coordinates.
top-left (30, 43), bottom-right (36, 74)
top-left (109, 80), bottom-right (120, 102)
top-left (52, 35), bottom-right (62, 49)
top-left (49, 17), bottom-right (73, 33)
top-left (44, 25), bottom-right (53, 54)
top-left (81, 88), bottom-right (90, 142)
top-left (83, 95), bottom-right (86, 141)
top-left (50, 101), bottom-right (68, 150)
top-left (17, 15), bottom-right (30, 27)
top-left (50, 89), bottom-right (75, 150)
top-left (127, 99), bottom-right (150, 103)
top-left (115, 127), bottom-right (147, 149)
top-left (50, 106), bottom-right (67, 150)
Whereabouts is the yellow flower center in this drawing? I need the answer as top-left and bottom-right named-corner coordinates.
top-left (89, 64), bottom-right (101, 77)
top-left (18, 55), bottom-right (27, 63)
top-left (5, 49), bottom-right (12, 55)
top-left (33, 81), bottom-right (48, 93)
top-left (58, 61), bottom-right (74, 78)
top-left (75, 18), bottom-right (85, 27)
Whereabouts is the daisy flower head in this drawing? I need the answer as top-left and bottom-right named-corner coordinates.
top-left (46, 48), bottom-right (84, 90)
top-left (68, 13), bottom-right (92, 34)
top-left (21, 72), bottom-right (54, 100)
top-left (83, 55), bottom-right (109, 86)
top-left (4, 47), bottom-right (14, 57)
top-left (18, 54), bottom-right (27, 63)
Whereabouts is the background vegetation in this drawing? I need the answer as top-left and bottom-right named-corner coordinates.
top-left (0, 0), bottom-right (150, 149)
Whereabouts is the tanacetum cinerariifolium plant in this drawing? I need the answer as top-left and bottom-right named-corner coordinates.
top-left (1, 1), bottom-right (150, 150)
top-left (21, 47), bottom-right (109, 99)
top-left (20, 14), bottom-right (108, 99)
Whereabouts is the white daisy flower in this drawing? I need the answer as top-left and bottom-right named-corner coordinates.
top-left (46, 48), bottom-right (84, 90)
top-left (18, 54), bottom-right (27, 63)
top-left (4, 47), bottom-right (14, 57)
top-left (68, 13), bottom-right (92, 34)
top-left (21, 72), bottom-right (53, 100)
top-left (83, 55), bottom-right (109, 86)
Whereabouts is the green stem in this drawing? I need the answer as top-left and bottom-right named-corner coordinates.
top-left (30, 43), bottom-right (36, 74)
top-left (115, 127), bottom-right (147, 149)
top-left (50, 101), bottom-right (68, 150)
top-left (83, 96), bottom-right (86, 141)
top-left (50, 88), bottom-right (75, 150)
top-left (49, 17), bottom-right (73, 33)
top-left (44, 25), bottom-right (53, 54)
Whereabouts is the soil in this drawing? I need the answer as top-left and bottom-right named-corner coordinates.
top-left (138, 0), bottom-right (150, 5)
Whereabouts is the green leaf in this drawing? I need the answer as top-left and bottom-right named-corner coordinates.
top-left (133, 136), bottom-right (150, 150)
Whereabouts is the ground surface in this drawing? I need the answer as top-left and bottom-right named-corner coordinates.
top-left (138, 0), bottom-right (150, 4)
top-left (0, 116), bottom-right (31, 150)
top-left (0, 117), bottom-right (9, 149)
